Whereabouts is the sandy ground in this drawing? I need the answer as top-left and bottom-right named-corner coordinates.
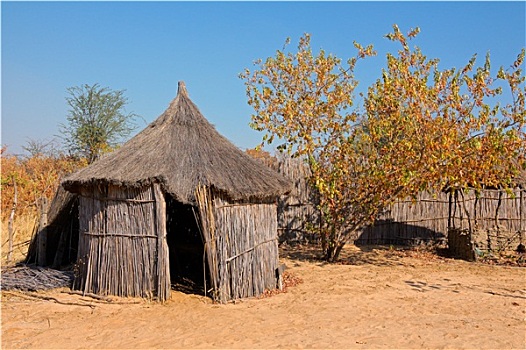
top-left (2, 246), bottom-right (525, 349)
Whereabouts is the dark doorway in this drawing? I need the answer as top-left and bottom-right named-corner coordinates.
top-left (165, 195), bottom-right (208, 295)
top-left (49, 197), bottom-right (80, 267)
top-left (26, 195), bottom-right (80, 268)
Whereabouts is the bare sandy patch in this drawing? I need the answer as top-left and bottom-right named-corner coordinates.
top-left (2, 245), bottom-right (525, 349)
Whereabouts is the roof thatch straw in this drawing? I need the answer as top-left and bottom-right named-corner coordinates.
top-left (63, 82), bottom-right (292, 203)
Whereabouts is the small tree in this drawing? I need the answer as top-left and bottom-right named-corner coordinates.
top-left (240, 33), bottom-right (376, 260)
top-left (59, 84), bottom-right (138, 163)
top-left (22, 138), bottom-right (61, 158)
top-left (241, 27), bottom-right (525, 262)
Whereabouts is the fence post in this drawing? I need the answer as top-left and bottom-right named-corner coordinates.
top-left (36, 197), bottom-right (49, 266)
top-left (519, 189), bottom-right (524, 244)
top-left (7, 177), bottom-right (18, 264)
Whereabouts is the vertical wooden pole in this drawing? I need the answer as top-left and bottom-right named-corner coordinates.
top-left (37, 197), bottom-right (49, 266)
top-left (74, 192), bottom-right (88, 292)
top-left (520, 189), bottom-right (524, 244)
top-left (153, 183), bottom-right (170, 302)
top-left (7, 177), bottom-right (18, 264)
top-left (195, 185), bottom-right (220, 301)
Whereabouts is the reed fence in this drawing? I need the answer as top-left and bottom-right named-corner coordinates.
top-left (357, 191), bottom-right (450, 245)
top-left (271, 154), bottom-right (524, 249)
top-left (448, 187), bottom-right (524, 255)
top-left (269, 156), bottom-right (319, 244)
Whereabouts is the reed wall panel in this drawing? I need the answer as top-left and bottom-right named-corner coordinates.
top-left (449, 188), bottom-right (524, 232)
top-left (195, 190), bottom-right (279, 303)
top-left (74, 183), bottom-right (169, 301)
top-left (358, 191), bottom-right (450, 245)
top-left (213, 197), bottom-right (279, 302)
top-left (449, 188), bottom-right (525, 252)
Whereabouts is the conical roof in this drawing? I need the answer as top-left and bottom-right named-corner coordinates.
top-left (63, 82), bottom-right (292, 204)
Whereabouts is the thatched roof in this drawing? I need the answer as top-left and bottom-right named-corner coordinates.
top-left (63, 82), bottom-right (292, 204)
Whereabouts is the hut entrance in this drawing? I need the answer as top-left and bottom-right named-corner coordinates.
top-left (48, 195), bottom-right (80, 267)
top-left (165, 196), bottom-right (208, 294)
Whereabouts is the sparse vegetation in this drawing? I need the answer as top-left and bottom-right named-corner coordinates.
top-left (1, 147), bottom-right (86, 264)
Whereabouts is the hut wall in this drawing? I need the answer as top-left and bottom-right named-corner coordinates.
top-left (215, 197), bottom-right (279, 301)
top-left (200, 192), bottom-right (279, 303)
top-left (74, 183), bottom-right (170, 301)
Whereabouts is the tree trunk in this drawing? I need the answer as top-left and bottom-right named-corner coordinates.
top-left (325, 241), bottom-right (346, 262)
top-left (332, 242), bottom-right (345, 261)
top-left (324, 244), bottom-right (335, 261)
top-left (321, 231), bottom-right (328, 253)
top-left (322, 222), bottom-right (351, 262)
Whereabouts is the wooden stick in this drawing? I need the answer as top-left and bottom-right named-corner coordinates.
top-left (62, 290), bottom-right (141, 304)
top-left (36, 197), bottom-right (49, 266)
top-left (225, 238), bottom-right (278, 263)
top-left (3, 291), bottom-right (95, 309)
top-left (7, 176), bottom-right (18, 264)
top-left (81, 231), bottom-right (157, 238)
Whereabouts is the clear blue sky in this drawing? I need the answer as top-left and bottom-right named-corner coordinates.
top-left (2, 1), bottom-right (525, 156)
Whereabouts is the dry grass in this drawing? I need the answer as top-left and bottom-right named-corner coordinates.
top-left (1, 213), bottom-right (38, 266)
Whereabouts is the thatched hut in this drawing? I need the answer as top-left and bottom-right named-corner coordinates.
top-left (42, 82), bottom-right (291, 303)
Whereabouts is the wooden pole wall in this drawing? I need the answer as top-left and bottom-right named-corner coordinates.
top-left (74, 183), bottom-right (170, 301)
top-left (213, 195), bottom-right (279, 303)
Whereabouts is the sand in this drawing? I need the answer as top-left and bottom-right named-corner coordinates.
top-left (2, 246), bottom-right (525, 349)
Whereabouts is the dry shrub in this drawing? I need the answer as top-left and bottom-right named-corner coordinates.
top-left (1, 147), bottom-right (87, 266)
top-left (1, 148), bottom-right (86, 218)
top-left (259, 271), bottom-right (304, 299)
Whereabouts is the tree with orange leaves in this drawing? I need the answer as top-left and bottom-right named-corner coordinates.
top-left (1, 147), bottom-right (86, 219)
top-left (241, 25), bottom-right (524, 261)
